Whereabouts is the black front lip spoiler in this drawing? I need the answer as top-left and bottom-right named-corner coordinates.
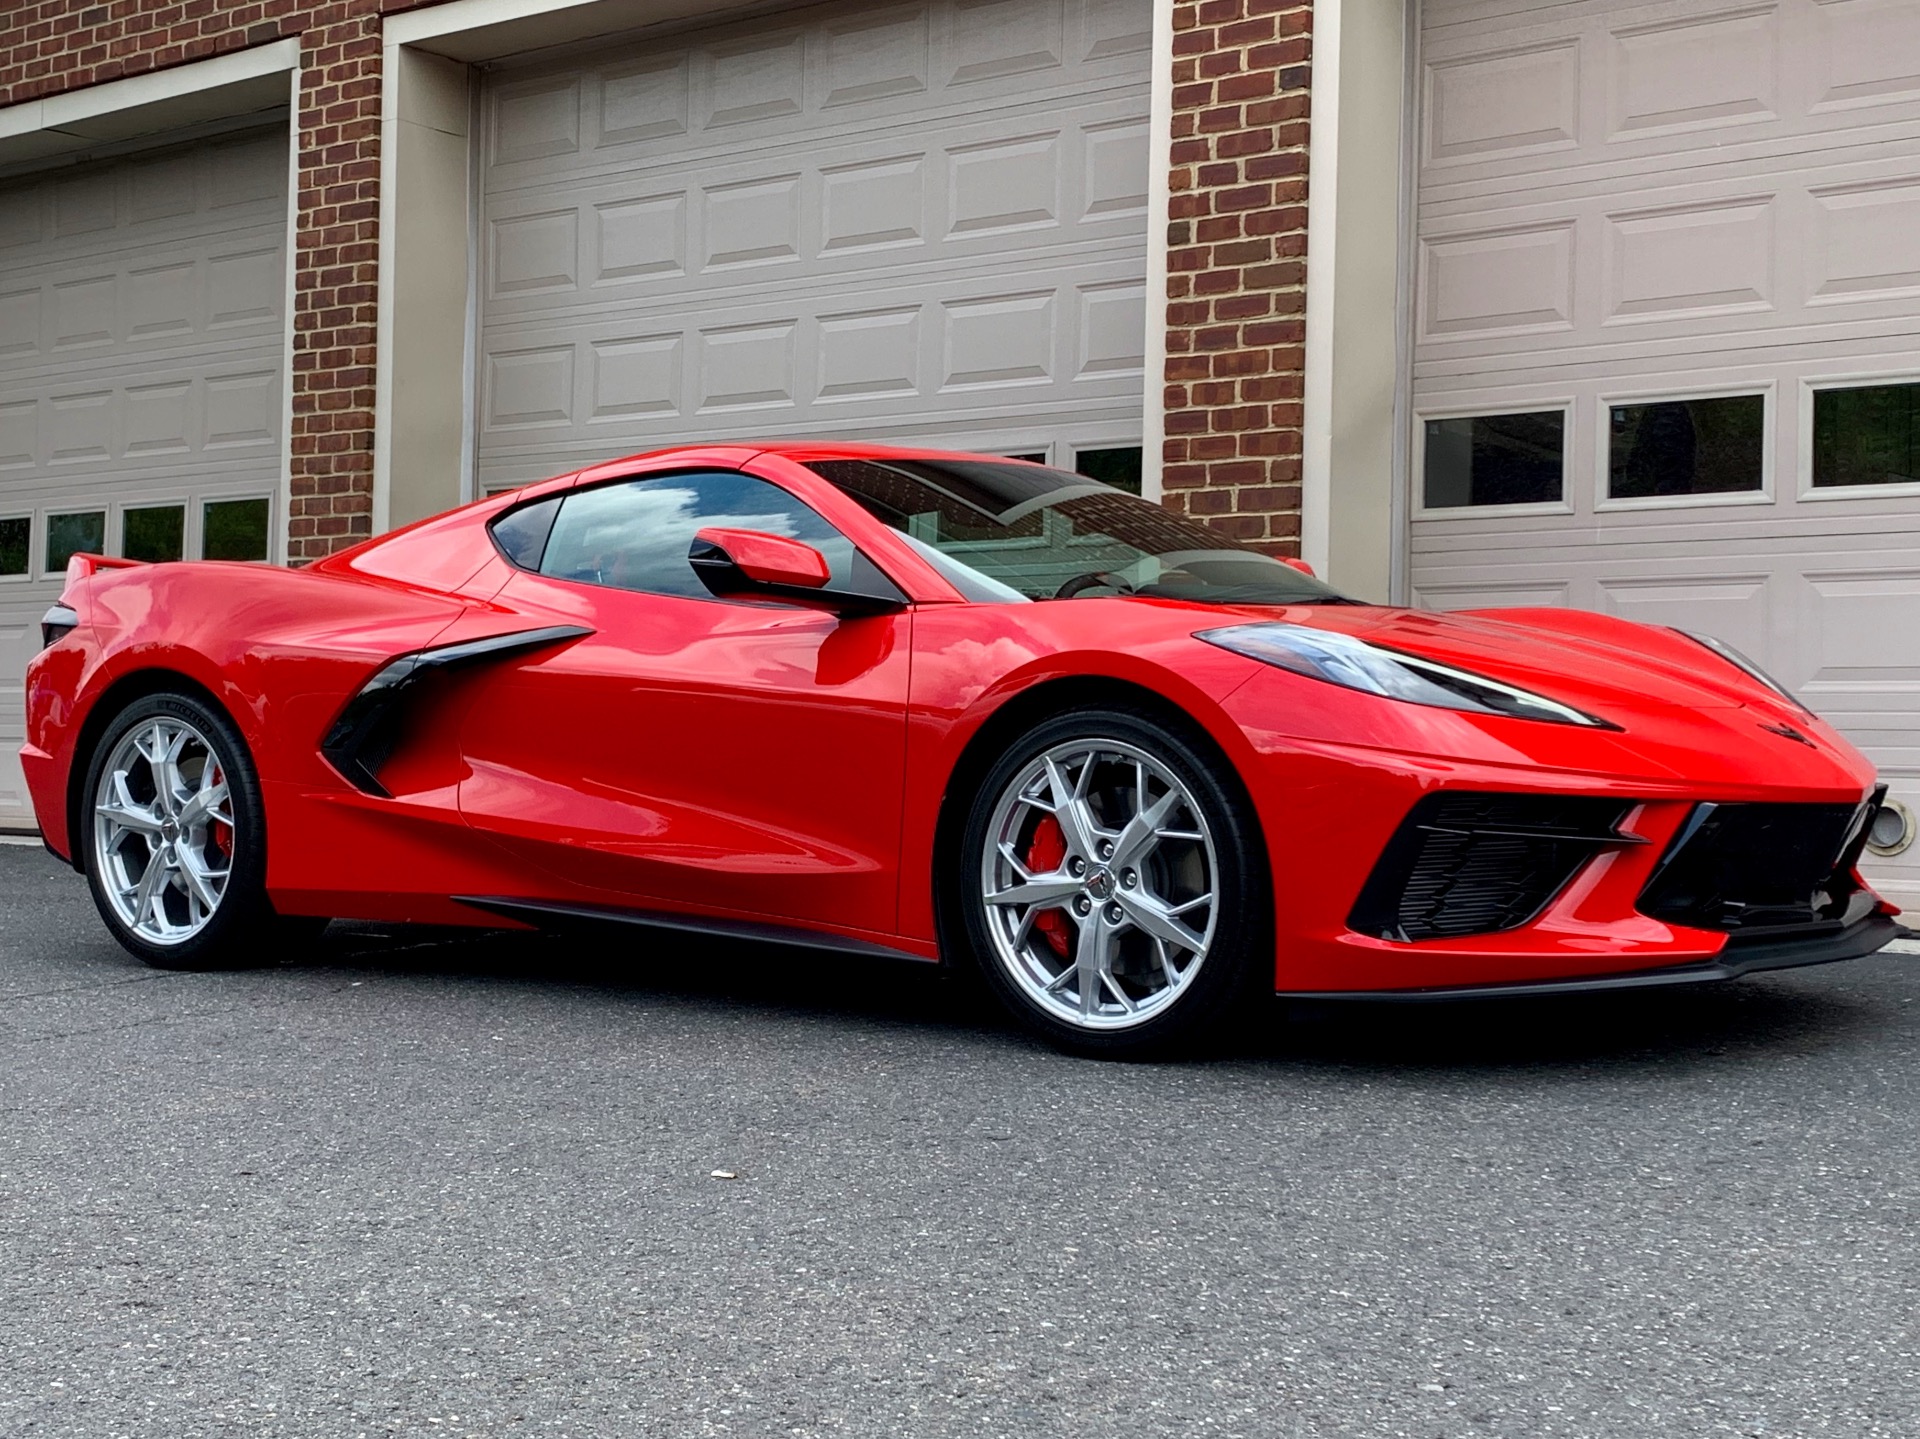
top-left (1278, 914), bottom-right (1910, 1003)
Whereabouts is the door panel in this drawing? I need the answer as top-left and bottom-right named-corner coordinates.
top-left (457, 571), bottom-right (910, 935)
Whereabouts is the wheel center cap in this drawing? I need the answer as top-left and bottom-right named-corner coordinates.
top-left (161, 819), bottom-right (179, 843)
top-left (1087, 868), bottom-right (1115, 900)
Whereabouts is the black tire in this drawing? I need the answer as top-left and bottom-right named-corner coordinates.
top-left (80, 691), bottom-right (320, 970)
top-left (957, 704), bottom-right (1271, 1059)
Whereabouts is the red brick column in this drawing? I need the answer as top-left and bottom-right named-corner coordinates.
top-left (288, 7), bottom-right (383, 561)
top-left (1160, 0), bottom-right (1313, 557)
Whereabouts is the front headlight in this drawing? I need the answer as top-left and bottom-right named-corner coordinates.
top-left (1198, 622), bottom-right (1614, 727)
top-left (1674, 629), bottom-right (1809, 715)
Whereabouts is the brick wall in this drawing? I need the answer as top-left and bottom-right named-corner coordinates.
top-left (1, 0), bottom-right (1315, 561)
top-left (1162, 0), bottom-right (1312, 557)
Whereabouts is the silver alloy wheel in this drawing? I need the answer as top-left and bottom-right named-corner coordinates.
top-left (92, 717), bottom-right (235, 946)
top-left (980, 738), bottom-right (1219, 1031)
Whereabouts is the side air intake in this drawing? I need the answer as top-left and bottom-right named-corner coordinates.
top-left (320, 626), bottom-right (591, 797)
top-left (1348, 793), bottom-right (1640, 942)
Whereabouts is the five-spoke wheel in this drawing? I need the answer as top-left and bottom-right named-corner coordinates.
top-left (961, 706), bottom-right (1268, 1056)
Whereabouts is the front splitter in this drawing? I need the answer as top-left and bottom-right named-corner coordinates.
top-left (1277, 913), bottom-right (1908, 1003)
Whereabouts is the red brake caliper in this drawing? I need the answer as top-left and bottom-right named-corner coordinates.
top-left (208, 764), bottom-right (233, 860)
top-left (1026, 813), bottom-right (1072, 958)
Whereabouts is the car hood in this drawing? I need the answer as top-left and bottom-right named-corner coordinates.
top-left (1154, 597), bottom-right (1879, 791)
top-left (1202, 601), bottom-right (1774, 716)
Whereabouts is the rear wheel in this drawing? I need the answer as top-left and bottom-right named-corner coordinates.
top-left (959, 706), bottom-right (1270, 1058)
top-left (83, 692), bottom-right (315, 970)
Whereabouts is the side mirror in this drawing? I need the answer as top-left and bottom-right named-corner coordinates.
top-left (1282, 557), bottom-right (1317, 578)
top-left (689, 527), bottom-right (902, 616)
top-left (691, 526), bottom-right (830, 591)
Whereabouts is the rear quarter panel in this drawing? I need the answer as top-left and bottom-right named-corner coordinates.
top-left (29, 562), bottom-right (465, 876)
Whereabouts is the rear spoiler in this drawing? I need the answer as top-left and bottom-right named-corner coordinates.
top-left (59, 551), bottom-right (144, 603)
top-left (64, 552), bottom-right (145, 583)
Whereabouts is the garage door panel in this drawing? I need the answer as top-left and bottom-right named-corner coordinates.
top-left (478, 255), bottom-right (1144, 465)
top-left (479, 0), bottom-right (1148, 496)
top-left (0, 126), bottom-right (287, 828)
top-left (476, 0), bottom-right (1148, 491)
top-left (0, 663), bottom-right (24, 822)
top-left (1808, 0), bottom-right (1920, 114)
top-left (2, 364), bottom-right (284, 472)
top-left (481, 101), bottom-right (1145, 328)
top-left (483, 6), bottom-right (1143, 188)
top-left (1421, 0), bottom-right (1920, 196)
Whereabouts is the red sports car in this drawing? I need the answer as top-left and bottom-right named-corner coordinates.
top-left (21, 443), bottom-right (1904, 1055)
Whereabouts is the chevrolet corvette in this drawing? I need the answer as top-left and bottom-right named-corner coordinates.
top-left (22, 442), bottom-right (1904, 1055)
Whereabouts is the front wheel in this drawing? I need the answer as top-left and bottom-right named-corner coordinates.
top-left (83, 692), bottom-right (312, 970)
top-left (958, 706), bottom-right (1271, 1058)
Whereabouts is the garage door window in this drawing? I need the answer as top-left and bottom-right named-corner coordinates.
top-left (1607, 395), bottom-right (1766, 501)
top-left (0, 517), bottom-right (26, 577)
top-left (46, 512), bottom-right (105, 575)
top-left (1421, 410), bottom-right (1565, 510)
top-left (203, 499), bottom-right (271, 562)
top-left (123, 505), bottom-right (185, 564)
top-left (1074, 446), bottom-right (1144, 495)
top-left (1812, 382), bottom-right (1920, 490)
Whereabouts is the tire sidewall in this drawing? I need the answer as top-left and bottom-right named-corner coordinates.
top-left (957, 705), bottom-right (1270, 1058)
top-left (81, 691), bottom-right (274, 970)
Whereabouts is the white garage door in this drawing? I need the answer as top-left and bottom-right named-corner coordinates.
top-left (0, 128), bottom-right (288, 828)
top-left (476, 0), bottom-right (1152, 493)
top-left (1408, 0), bottom-right (1920, 906)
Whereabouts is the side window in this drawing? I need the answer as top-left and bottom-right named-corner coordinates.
top-left (491, 495), bottom-right (560, 570)
top-left (535, 470), bottom-right (863, 600)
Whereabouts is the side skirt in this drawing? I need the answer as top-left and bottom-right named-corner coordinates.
top-left (453, 895), bottom-right (936, 966)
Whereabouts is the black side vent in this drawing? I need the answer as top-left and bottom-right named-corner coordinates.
top-left (1637, 796), bottom-right (1878, 934)
top-left (321, 625), bottom-right (591, 797)
top-left (1349, 793), bottom-right (1638, 942)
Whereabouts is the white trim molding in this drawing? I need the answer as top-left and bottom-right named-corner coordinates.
top-left (0, 38), bottom-right (299, 170)
top-left (277, 61), bottom-right (302, 566)
top-left (1299, 0), bottom-right (1410, 601)
top-left (1300, 0), bottom-right (1342, 576)
top-left (1142, 0), bottom-right (1176, 504)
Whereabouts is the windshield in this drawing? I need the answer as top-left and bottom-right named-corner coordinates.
top-left (804, 457), bottom-right (1354, 605)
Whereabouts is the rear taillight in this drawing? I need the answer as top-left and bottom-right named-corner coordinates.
top-left (41, 603), bottom-right (78, 649)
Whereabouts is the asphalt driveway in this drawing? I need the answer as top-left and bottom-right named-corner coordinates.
top-left (2, 841), bottom-right (1917, 1438)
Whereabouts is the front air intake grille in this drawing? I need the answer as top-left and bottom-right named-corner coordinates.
top-left (1637, 798), bottom-right (1877, 933)
top-left (1349, 793), bottom-right (1637, 942)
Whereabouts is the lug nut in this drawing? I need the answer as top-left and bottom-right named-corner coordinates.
top-left (1106, 903), bottom-right (1125, 924)
top-left (1068, 856), bottom-right (1086, 877)
top-left (1120, 870), bottom-right (1137, 888)
top-left (1098, 840), bottom-right (1114, 860)
top-left (1073, 896), bottom-right (1092, 915)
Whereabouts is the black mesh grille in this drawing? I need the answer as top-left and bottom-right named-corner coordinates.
top-left (1349, 793), bottom-right (1634, 942)
top-left (1637, 801), bottom-right (1873, 933)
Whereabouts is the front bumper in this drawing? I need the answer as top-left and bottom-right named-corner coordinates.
top-left (1277, 913), bottom-right (1906, 1001)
